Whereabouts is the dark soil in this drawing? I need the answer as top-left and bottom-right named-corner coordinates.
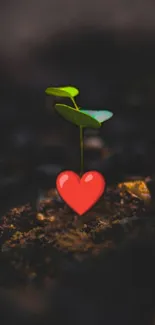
top-left (0, 180), bottom-right (152, 287)
top-left (0, 179), bottom-right (155, 325)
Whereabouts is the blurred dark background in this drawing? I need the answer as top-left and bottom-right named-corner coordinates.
top-left (1, 0), bottom-right (155, 202)
top-left (1, 2), bottom-right (155, 325)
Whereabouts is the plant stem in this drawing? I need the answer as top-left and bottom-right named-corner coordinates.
top-left (80, 126), bottom-right (84, 176)
top-left (70, 96), bottom-right (84, 176)
top-left (71, 97), bottom-right (79, 111)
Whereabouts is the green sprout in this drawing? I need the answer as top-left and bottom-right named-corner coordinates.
top-left (45, 86), bottom-right (113, 176)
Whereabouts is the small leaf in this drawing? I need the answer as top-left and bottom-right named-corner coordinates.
top-left (45, 86), bottom-right (79, 98)
top-left (80, 110), bottom-right (113, 123)
top-left (55, 104), bottom-right (101, 128)
top-left (60, 86), bottom-right (79, 97)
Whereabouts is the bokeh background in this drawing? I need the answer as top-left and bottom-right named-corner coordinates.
top-left (1, 0), bottom-right (155, 204)
top-left (1, 2), bottom-right (155, 325)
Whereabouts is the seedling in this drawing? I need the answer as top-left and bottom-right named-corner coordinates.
top-left (45, 86), bottom-right (113, 175)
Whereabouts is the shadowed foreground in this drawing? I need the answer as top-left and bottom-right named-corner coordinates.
top-left (0, 181), bottom-right (155, 325)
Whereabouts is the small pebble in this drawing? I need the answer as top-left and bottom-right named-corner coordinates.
top-left (36, 213), bottom-right (45, 221)
top-left (48, 216), bottom-right (55, 222)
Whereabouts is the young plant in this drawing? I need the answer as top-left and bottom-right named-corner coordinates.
top-left (45, 86), bottom-right (113, 175)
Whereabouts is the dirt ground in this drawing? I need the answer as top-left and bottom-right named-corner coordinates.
top-left (0, 179), bottom-right (155, 325)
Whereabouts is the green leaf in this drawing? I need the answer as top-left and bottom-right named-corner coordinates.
top-left (45, 86), bottom-right (79, 98)
top-left (80, 109), bottom-right (113, 123)
top-left (55, 104), bottom-right (101, 128)
top-left (60, 86), bottom-right (79, 97)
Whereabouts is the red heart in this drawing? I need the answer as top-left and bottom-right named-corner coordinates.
top-left (56, 171), bottom-right (106, 215)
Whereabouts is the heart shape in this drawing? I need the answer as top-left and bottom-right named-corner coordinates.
top-left (56, 171), bottom-right (106, 215)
